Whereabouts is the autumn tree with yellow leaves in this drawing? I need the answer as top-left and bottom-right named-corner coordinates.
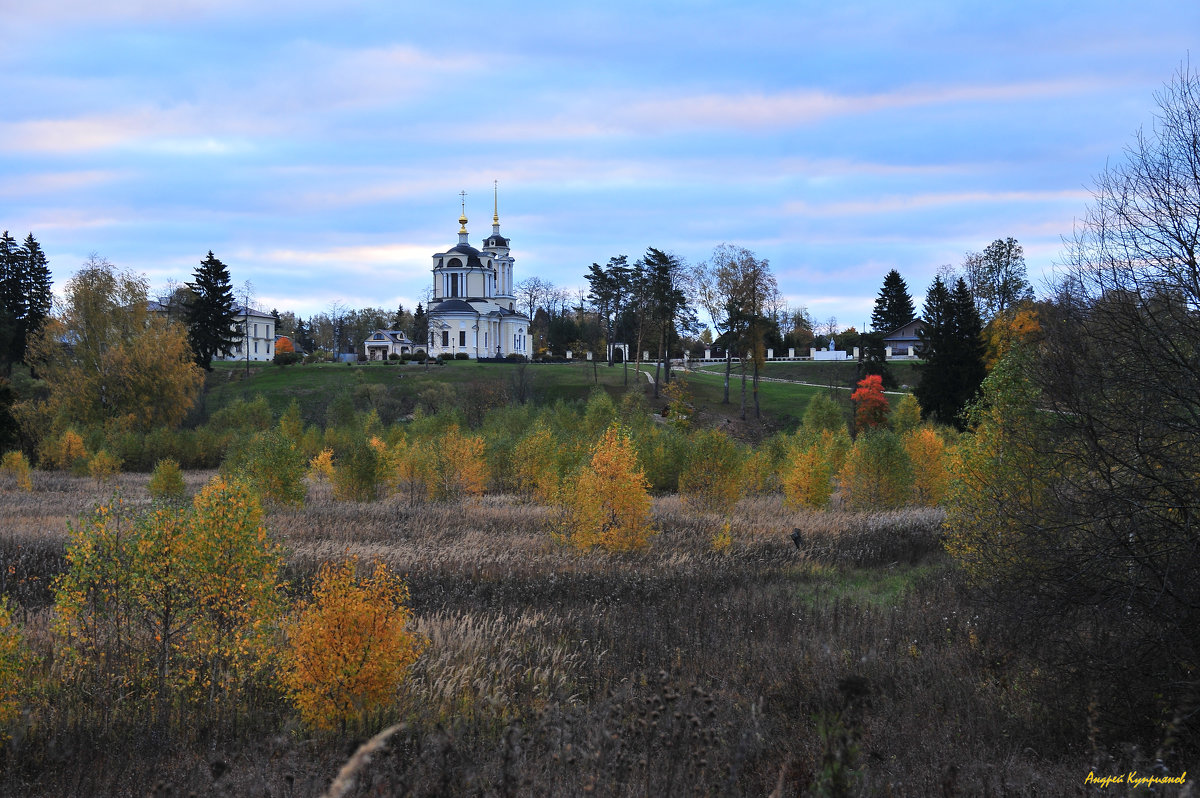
top-left (679, 428), bottom-right (745, 515)
top-left (564, 424), bottom-right (654, 551)
top-left (52, 477), bottom-right (285, 730)
top-left (19, 257), bottom-right (203, 440)
top-left (283, 558), bottom-right (423, 732)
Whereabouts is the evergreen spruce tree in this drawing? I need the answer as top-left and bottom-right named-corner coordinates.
top-left (858, 269), bottom-right (913, 389)
top-left (19, 235), bottom-right (52, 363)
top-left (871, 269), bottom-right (915, 334)
top-left (294, 318), bottom-right (311, 354)
top-left (185, 251), bottom-right (240, 370)
top-left (0, 232), bottom-right (18, 372)
top-left (0, 231), bottom-right (53, 371)
top-left (915, 277), bottom-right (985, 428)
top-left (412, 303), bottom-right (427, 346)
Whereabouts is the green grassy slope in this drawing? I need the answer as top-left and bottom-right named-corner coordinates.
top-left (200, 359), bottom-right (837, 433)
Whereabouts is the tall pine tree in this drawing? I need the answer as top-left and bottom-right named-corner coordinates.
top-left (861, 269), bottom-right (914, 388)
top-left (412, 303), bottom-right (427, 346)
top-left (185, 251), bottom-right (239, 370)
top-left (0, 231), bottom-right (53, 372)
top-left (0, 232), bottom-right (18, 372)
top-left (871, 269), bottom-right (915, 334)
top-left (915, 277), bottom-right (985, 428)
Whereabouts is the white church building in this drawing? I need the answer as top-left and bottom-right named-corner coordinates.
top-left (425, 192), bottom-right (531, 359)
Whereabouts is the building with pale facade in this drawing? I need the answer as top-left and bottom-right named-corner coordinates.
top-left (148, 300), bottom-right (275, 362)
top-left (425, 191), bottom-right (531, 359)
top-left (363, 329), bottom-right (416, 360)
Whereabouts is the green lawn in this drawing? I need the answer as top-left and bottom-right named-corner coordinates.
top-left (694, 358), bottom-right (923, 390)
top-left (200, 358), bottom-right (833, 433)
top-left (652, 364), bottom-right (835, 430)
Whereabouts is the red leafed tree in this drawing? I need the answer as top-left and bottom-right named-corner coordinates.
top-left (275, 336), bottom-right (295, 353)
top-left (851, 374), bottom-right (889, 431)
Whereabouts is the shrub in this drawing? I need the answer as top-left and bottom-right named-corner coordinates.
top-left (273, 351), bottom-right (302, 366)
top-left (283, 558), bottom-right (423, 732)
top-left (851, 374), bottom-right (889, 432)
top-left (838, 429), bottom-right (913, 510)
top-left (903, 426), bottom-right (950, 506)
top-left (388, 352), bottom-right (402, 361)
top-left (454, 352), bottom-right (469, 360)
top-left (44, 428), bottom-right (89, 472)
top-left (87, 449), bottom-right (122, 483)
top-left (208, 395), bottom-right (272, 433)
top-left (563, 425), bottom-right (654, 551)
top-left (505, 352), bottom-right (526, 362)
top-left (331, 434), bottom-right (382, 502)
top-left (801, 393), bottom-right (847, 439)
top-left (221, 429), bottom-right (307, 507)
top-left (679, 428), bottom-right (745, 514)
top-left (0, 597), bottom-right (29, 741)
top-left (513, 425), bottom-right (563, 504)
top-left (148, 458), bottom-right (186, 501)
top-left (308, 448), bottom-right (335, 482)
top-left (782, 429), bottom-right (849, 510)
top-left (422, 425), bottom-right (486, 502)
top-left (890, 394), bottom-right (923, 435)
top-left (1, 451), bottom-right (33, 492)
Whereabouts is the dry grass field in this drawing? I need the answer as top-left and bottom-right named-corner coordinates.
top-left (0, 471), bottom-right (1100, 796)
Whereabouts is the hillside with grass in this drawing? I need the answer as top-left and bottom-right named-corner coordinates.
top-left (199, 359), bottom-right (842, 436)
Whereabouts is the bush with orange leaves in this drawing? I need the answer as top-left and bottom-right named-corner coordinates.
top-left (902, 426), bottom-right (951, 506)
top-left (421, 424), bottom-right (487, 502)
top-left (782, 429), bottom-right (850, 510)
top-left (283, 558), bottom-right (423, 732)
top-left (851, 374), bottom-right (889, 431)
top-left (563, 424), bottom-right (654, 552)
top-left (43, 428), bottom-right (89, 472)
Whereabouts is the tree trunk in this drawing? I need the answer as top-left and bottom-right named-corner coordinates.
top-left (740, 355), bottom-right (747, 420)
top-left (723, 350), bottom-right (732, 404)
top-left (753, 347), bottom-right (761, 419)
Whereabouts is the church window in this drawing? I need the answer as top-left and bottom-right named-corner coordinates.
top-left (459, 331), bottom-right (466, 346)
top-left (441, 330), bottom-right (449, 347)
top-left (450, 274), bottom-right (459, 297)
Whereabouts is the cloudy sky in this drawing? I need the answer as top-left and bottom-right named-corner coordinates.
top-left (2, 1), bottom-right (1196, 331)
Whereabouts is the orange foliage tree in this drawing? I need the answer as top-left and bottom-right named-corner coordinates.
top-left (851, 374), bottom-right (889, 431)
top-left (283, 558), bottom-right (423, 732)
top-left (902, 427), bottom-right (951, 506)
top-left (782, 429), bottom-right (849, 510)
top-left (564, 425), bottom-right (654, 551)
top-left (983, 300), bottom-right (1041, 370)
top-left (275, 336), bottom-right (295, 354)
